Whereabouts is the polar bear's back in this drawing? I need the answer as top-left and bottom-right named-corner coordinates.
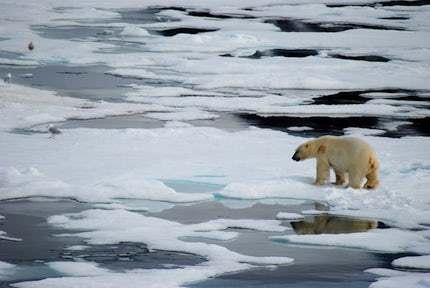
top-left (320, 136), bottom-right (378, 173)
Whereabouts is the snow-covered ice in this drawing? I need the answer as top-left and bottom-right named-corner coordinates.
top-left (47, 261), bottom-right (110, 277)
top-left (392, 255), bottom-right (430, 269)
top-left (0, 261), bottom-right (16, 280)
top-left (0, 167), bottom-right (212, 203)
top-left (0, 83), bottom-right (172, 131)
top-left (276, 212), bottom-right (305, 220)
top-left (9, 209), bottom-right (293, 288)
top-left (0, 123), bottom-right (429, 228)
top-left (366, 268), bottom-right (430, 288)
top-left (271, 228), bottom-right (430, 254)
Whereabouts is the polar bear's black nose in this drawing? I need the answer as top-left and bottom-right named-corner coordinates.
top-left (292, 151), bottom-right (300, 161)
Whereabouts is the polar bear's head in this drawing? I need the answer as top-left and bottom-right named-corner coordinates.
top-left (292, 139), bottom-right (326, 161)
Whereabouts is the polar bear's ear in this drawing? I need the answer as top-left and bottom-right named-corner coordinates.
top-left (317, 144), bottom-right (327, 154)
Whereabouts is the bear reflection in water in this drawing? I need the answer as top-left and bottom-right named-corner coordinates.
top-left (291, 215), bottom-right (377, 235)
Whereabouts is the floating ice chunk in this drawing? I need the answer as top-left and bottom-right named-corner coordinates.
top-left (47, 261), bottom-right (110, 277)
top-left (344, 127), bottom-right (385, 136)
top-left (119, 25), bottom-right (150, 37)
top-left (366, 268), bottom-right (430, 288)
top-left (64, 245), bottom-right (90, 251)
top-left (0, 231), bottom-right (22, 242)
top-left (287, 126), bottom-right (313, 132)
top-left (272, 228), bottom-right (430, 254)
top-left (366, 268), bottom-right (408, 277)
top-left (392, 255), bottom-right (430, 269)
top-left (0, 261), bottom-right (16, 279)
top-left (276, 212), bottom-right (305, 220)
top-left (381, 121), bottom-right (413, 131)
top-left (19, 73), bottom-right (33, 78)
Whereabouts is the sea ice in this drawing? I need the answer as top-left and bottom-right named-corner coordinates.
top-left (271, 228), bottom-right (430, 254)
top-left (47, 262), bottom-right (110, 277)
top-left (392, 255), bottom-right (430, 269)
top-left (0, 167), bottom-right (212, 203)
top-left (276, 212), bottom-right (304, 220)
top-left (119, 25), bottom-right (150, 37)
top-left (366, 268), bottom-right (430, 288)
top-left (0, 261), bottom-right (16, 280)
top-left (0, 231), bottom-right (22, 242)
top-left (9, 208), bottom-right (294, 288)
top-left (0, 83), bottom-right (172, 131)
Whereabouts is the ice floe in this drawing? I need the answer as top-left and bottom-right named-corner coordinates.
top-left (0, 124), bottom-right (429, 229)
top-left (271, 228), bottom-right (430, 254)
top-left (276, 212), bottom-right (305, 220)
top-left (64, 245), bottom-right (91, 251)
top-left (0, 231), bottom-right (22, 242)
top-left (287, 126), bottom-right (313, 132)
top-left (366, 268), bottom-right (430, 288)
top-left (0, 261), bottom-right (16, 280)
top-left (119, 25), bottom-right (150, 37)
top-left (392, 255), bottom-right (430, 269)
top-left (0, 83), bottom-right (172, 131)
top-left (0, 167), bottom-right (212, 203)
top-left (9, 209), bottom-right (294, 288)
top-left (47, 261), bottom-right (110, 277)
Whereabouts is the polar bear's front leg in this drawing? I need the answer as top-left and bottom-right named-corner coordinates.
top-left (314, 159), bottom-right (329, 186)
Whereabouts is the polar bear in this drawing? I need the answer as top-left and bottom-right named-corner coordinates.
top-left (292, 136), bottom-right (379, 189)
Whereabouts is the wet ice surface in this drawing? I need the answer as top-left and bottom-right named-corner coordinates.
top-left (0, 198), bottom-right (401, 288)
top-left (1, 0), bottom-right (430, 287)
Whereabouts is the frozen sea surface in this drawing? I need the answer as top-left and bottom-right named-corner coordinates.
top-left (1, 0), bottom-right (430, 287)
